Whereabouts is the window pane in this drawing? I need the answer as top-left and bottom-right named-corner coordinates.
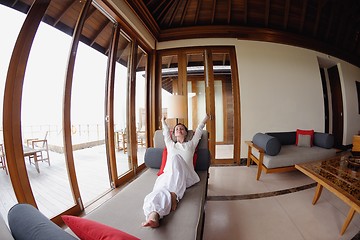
top-left (0, 5), bottom-right (25, 221)
top-left (135, 47), bottom-right (147, 166)
top-left (71, 6), bottom-right (113, 206)
top-left (212, 52), bottom-right (234, 160)
top-left (21, 1), bottom-right (79, 218)
top-left (161, 55), bottom-right (178, 127)
top-left (114, 33), bottom-right (132, 177)
top-left (187, 53), bottom-right (206, 130)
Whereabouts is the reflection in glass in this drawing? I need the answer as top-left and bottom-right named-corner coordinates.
top-left (114, 33), bottom-right (132, 176)
top-left (161, 55), bottom-right (179, 129)
top-left (186, 53), bottom-right (206, 131)
top-left (135, 47), bottom-right (147, 166)
top-left (212, 52), bottom-right (234, 160)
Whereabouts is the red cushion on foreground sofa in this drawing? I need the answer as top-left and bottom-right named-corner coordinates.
top-left (62, 215), bottom-right (139, 240)
top-left (157, 147), bottom-right (198, 176)
top-left (296, 129), bottom-right (314, 146)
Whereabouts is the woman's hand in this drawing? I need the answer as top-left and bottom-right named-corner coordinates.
top-left (201, 114), bottom-right (210, 125)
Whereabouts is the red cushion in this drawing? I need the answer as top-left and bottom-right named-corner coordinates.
top-left (157, 147), bottom-right (168, 176)
top-left (157, 147), bottom-right (198, 176)
top-left (62, 215), bottom-right (139, 240)
top-left (296, 129), bottom-right (314, 146)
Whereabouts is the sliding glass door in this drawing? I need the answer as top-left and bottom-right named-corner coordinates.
top-left (158, 47), bottom-right (240, 165)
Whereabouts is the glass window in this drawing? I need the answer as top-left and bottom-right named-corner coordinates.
top-left (20, 3), bottom-right (78, 218)
top-left (135, 46), bottom-right (148, 166)
top-left (0, 5), bottom-right (25, 221)
top-left (212, 52), bottom-right (234, 160)
top-left (187, 53), bottom-right (206, 130)
top-left (161, 55), bottom-right (179, 128)
top-left (71, 6), bottom-right (113, 206)
top-left (114, 33), bottom-right (132, 177)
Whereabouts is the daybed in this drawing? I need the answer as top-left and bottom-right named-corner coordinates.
top-left (2, 130), bottom-right (210, 240)
top-left (246, 130), bottom-right (337, 180)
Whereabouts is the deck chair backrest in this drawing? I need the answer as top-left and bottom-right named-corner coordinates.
top-left (153, 130), bottom-right (209, 149)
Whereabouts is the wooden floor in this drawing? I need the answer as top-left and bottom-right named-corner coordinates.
top-left (0, 144), bottom-right (146, 221)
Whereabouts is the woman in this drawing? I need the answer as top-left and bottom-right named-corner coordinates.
top-left (142, 114), bottom-right (210, 228)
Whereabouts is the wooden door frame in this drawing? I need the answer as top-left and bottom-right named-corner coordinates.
top-left (155, 46), bottom-right (241, 165)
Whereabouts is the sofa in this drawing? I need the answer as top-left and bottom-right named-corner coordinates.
top-left (2, 130), bottom-right (211, 240)
top-left (246, 130), bottom-right (337, 180)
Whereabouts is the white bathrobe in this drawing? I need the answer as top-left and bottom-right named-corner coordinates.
top-left (143, 121), bottom-right (205, 219)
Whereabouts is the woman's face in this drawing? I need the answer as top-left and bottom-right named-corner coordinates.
top-left (174, 124), bottom-right (187, 137)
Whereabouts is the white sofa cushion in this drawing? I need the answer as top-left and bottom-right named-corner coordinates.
top-left (252, 145), bottom-right (337, 169)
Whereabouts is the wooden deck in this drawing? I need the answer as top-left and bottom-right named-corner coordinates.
top-left (0, 144), bottom-right (230, 222)
top-left (0, 144), bottom-right (146, 222)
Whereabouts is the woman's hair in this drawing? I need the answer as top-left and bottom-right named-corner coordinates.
top-left (172, 123), bottom-right (188, 136)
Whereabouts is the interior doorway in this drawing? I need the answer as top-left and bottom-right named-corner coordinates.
top-left (158, 47), bottom-right (240, 165)
top-left (318, 57), bottom-right (344, 148)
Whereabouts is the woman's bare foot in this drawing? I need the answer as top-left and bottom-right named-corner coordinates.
top-left (170, 192), bottom-right (177, 211)
top-left (142, 211), bottom-right (160, 228)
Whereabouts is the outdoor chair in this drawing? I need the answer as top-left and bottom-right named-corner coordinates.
top-left (26, 131), bottom-right (50, 166)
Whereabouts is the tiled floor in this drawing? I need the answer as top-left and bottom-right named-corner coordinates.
top-left (203, 165), bottom-right (360, 240)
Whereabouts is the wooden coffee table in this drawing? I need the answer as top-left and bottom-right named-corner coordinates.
top-left (295, 153), bottom-right (359, 235)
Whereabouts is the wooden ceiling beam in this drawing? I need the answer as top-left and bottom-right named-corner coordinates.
top-left (335, 4), bottom-right (349, 46)
top-left (180, 0), bottom-right (191, 25)
top-left (211, 0), bottom-right (217, 24)
top-left (159, 25), bottom-right (360, 67)
top-left (194, 0), bottom-right (202, 25)
top-left (313, 0), bottom-right (327, 37)
top-left (11, 0), bottom-right (19, 8)
top-left (54, 1), bottom-right (78, 26)
top-left (227, 0), bottom-right (231, 24)
top-left (325, 0), bottom-right (336, 40)
top-left (153, 0), bottom-right (168, 18)
top-left (243, 0), bottom-right (248, 24)
top-left (90, 20), bottom-right (110, 47)
top-left (168, 0), bottom-right (182, 27)
top-left (299, 0), bottom-right (308, 33)
top-left (157, 0), bottom-right (176, 22)
top-left (124, 0), bottom-right (160, 39)
top-left (265, 0), bottom-right (270, 27)
top-left (283, 0), bottom-right (290, 29)
top-left (85, 7), bottom-right (97, 21)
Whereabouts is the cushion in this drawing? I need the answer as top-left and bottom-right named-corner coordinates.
top-left (157, 147), bottom-right (168, 176)
top-left (8, 204), bottom-right (77, 240)
top-left (194, 149), bottom-right (211, 171)
top-left (297, 134), bottom-right (312, 147)
top-left (252, 133), bottom-right (281, 156)
top-left (62, 215), bottom-right (139, 240)
top-left (296, 129), bottom-right (314, 146)
top-left (144, 148), bottom-right (210, 171)
top-left (157, 147), bottom-right (198, 176)
top-left (153, 130), bottom-right (209, 149)
top-left (313, 132), bottom-right (334, 149)
top-left (266, 132), bottom-right (296, 145)
top-left (144, 148), bottom-right (163, 168)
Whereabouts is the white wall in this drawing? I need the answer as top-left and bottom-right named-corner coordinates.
top-left (237, 41), bottom-right (324, 157)
top-left (158, 39), bottom-right (360, 158)
top-left (338, 61), bottom-right (360, 144)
